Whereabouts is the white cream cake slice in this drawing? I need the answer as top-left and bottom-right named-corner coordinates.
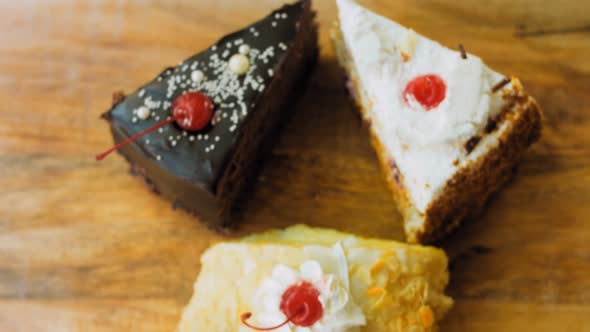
top-left (332, 0), bottom-right (542, 243)
top-left (177, 225), bottom-right (453, 332)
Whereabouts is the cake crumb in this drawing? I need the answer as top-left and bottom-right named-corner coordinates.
top-left (367, 287), bottom-right (385, 296)
top-left (419, 305), bottom-right (434, 328)
top-left (399, 29), bottom-right (417, 61)
top-left (112, 91), bottom-right (125, 106)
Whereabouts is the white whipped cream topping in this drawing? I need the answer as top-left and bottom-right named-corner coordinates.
top-left (247, 243), bottom-right (365, 332)
top-left (336, 0), bottom-right (507, 212)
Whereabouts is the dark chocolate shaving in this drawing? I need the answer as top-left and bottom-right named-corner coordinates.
top-left (492, 78), bottom-right (511, 93)
top-left (464, 136), bottom-right (481, 154)
top-left (485, 117), bottom-right (498, 133)
top-left (458, 44), bottom-right (467, 59)
top-left (388, 159), bottom-right (401, 186)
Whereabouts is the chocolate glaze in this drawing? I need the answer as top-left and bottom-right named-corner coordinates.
top-left (103, 0), bottom-right (318, 227)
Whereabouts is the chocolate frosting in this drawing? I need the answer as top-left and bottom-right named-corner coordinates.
top-left (106, 0), bottom-right (308, 193)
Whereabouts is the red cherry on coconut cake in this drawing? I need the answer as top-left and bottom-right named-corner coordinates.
top-left (239, 250), bottom-right (366, 331)
top-left (241, 281), bottom-right (323, 330)
top-left (96, 92), bottom-right (214, 161)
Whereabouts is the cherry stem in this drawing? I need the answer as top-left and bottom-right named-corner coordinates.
top-left (240, 307), bottom-right (303, 331)
top-left (96, 114), bottom-right (183, 161)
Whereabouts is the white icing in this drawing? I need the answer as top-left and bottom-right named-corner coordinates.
top-left (336, 0), bottom-right (508, 212)
top-left (249, 243), bottom-right (365, 332)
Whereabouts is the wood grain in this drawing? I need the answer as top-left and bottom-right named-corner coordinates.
top-left (1, 0), bottom-right (589, 331)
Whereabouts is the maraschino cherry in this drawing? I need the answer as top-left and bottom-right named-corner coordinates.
top-left (403, 74), bottom-right (446, 111)
top-left (96, 92), bottom-right (214, 161)
top-left (241, 281), bottom-right (323, 330)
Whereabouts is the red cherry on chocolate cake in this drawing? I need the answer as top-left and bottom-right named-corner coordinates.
top-left (172, 92), bottom-right (214, 131)
top-left (240, 281), bottom-right (323, 330)
top-left (96, 92), bottom-right (214, 161)
top-left (403, 74), bottom-right (446, 111)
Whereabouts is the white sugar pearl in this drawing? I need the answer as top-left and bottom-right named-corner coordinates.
top-left (239, 44), bottom-right (250, 55)
top-left (136, 106), bottom-right (150, 120)
top-left (228, 54), bottom-right (250, 75)
top-left (191, 70), bottom-right (204, 83)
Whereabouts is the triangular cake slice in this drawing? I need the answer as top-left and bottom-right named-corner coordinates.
top-left (332, 0), bottom-right (542, 243)
top-left (177, 225), bottom-right (453, 331)
top-left (99, 0), bottom-right (318, 228)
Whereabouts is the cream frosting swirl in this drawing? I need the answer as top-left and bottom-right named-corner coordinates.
top-left (245, 243), bottom-right (365, 332)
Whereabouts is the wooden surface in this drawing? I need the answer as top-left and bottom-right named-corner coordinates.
top-left (1, 0), bottom-right (589, 331)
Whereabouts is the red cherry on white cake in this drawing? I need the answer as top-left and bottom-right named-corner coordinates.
top-left (403, 74), bottom-right (446, 111)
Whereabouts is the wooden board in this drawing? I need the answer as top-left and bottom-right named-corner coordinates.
top-left (1, 0), bottom-right (589, 330)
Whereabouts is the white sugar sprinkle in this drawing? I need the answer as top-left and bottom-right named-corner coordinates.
top-left (156, 155), bottom-right (162, 161)
top-left (171, 140), bottom-right (177, 147)
top-left (239, 44), bottom-right (250, 55)
top-left (138, 89), bottom-right (145, 97)
top-left (136, 106), bottom-right (151, 120)
top-left (189, 136), bottom-right (195, 142)
top-left (215, 136), bottom-right (220, 142)
top-left (191, 70), bottom-right (204, 83)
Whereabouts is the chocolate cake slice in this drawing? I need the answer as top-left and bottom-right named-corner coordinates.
top-left (99, 0), bottom-right (318, 228)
